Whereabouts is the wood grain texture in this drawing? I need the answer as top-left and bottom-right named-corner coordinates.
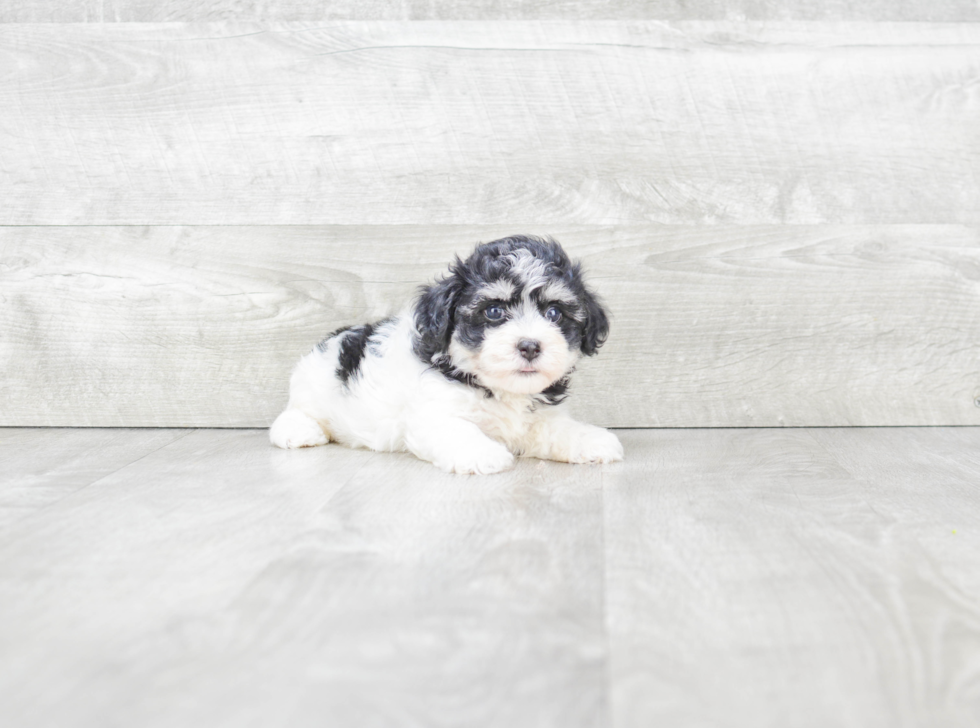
top-left (0, 427), bottom-right (189, 528)
top-left (2, 22), bottom-right (979, 225)
top-left (605, 428), bottom-right (980, 728)
top-left (0, 2), bottom-right (102, 23)
top-left (4, 2), bottom-right (980, 22)
top-left (1, 427), bottom-right (979, 726)
top-left (2, 224), bottom-right (979, 428)
top-left (0, 428), bottom-right (606, 728)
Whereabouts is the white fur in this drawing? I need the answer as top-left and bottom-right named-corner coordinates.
top-left (272, 236), bottom-right (621, 473)
top-left (270, 312), bottom-right (623, 474)
top-left (448, 302), bottom-right (577, 395)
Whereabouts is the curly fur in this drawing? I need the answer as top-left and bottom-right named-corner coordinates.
top-left (270, 235), bottom-right (623, 474)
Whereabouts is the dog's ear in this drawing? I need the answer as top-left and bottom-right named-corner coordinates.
top-left (579, 280), bottom-right (609, 356)
top-left (413, 264), bottom-right (464, 362)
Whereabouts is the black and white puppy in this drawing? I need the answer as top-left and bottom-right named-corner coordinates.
top-left (270, 235), bottom-right (623, 474)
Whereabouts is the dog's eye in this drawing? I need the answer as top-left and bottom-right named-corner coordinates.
top-left (545, 306), bottom-right (562, 323)
top-left (485, 305), bottom-right (504, 321)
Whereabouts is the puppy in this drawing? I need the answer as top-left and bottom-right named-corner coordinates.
top-left (269, 235), bottom-right (623, 474)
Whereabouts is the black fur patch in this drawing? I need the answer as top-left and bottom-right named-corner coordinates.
top-left (316, 325), bottom-right (353, 353)
top-left (315, 318), bottom-right (395, 388)
top-left (367, 317), bottom-right (394, 356)
top-left (536, 377), bottom-right (570, 406)
top-left (335, 323), bottom-right (374, 387)
top-left (432, 355), bottom-right (493, 398)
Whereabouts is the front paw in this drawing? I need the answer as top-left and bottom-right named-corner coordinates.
top-left (565, 426), bottom-right (624, 465)
top-left (269, 409), bottom-right (329, 449)
top-left (433, 440), bottom-right (516, 475)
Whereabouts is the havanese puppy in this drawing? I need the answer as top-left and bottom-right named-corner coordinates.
top-left (270, 235), bottom-right (623, 474)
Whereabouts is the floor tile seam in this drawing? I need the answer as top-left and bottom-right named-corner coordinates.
top-left (0, 429), bottom-right (198, 550)
top-left (801, 427), bottom-right (866, 482)
top-left (7, 429), bottom-right (196, 519)
top-left (73, 428), bottom-right (198, 489)
top-left (307, 451), bottom-right (383, 514)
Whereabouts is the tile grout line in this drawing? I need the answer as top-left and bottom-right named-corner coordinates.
top-left (0, 429), bottom-right (200, 548)
top-left (72, 429), bottom-right (199, 493)
top-left (307, 450), bottom-right (377, 514)
top-left (29, 429), bottom-right (196, 508)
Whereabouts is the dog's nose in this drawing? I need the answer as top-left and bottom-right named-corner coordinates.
top-left (517, 339), bottom-right (541, 362)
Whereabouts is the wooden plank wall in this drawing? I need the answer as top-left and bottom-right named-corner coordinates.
top-left (1, 6), bottom-right (979, 427)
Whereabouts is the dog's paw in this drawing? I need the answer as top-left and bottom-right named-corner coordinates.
top-left (433, 440), bottom-right (516, 475)
top-left (269, 409), bottom-right (329, 449)
top-left (565, 426), bottom-right (624, 465)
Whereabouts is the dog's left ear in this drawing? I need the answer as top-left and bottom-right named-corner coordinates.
top-left (413, 264), bottom-right (464, 363)
top-left (576, 265), bottom-right (610, 356)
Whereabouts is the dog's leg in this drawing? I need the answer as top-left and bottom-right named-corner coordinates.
top-left (523, 411), bottom-right (624, 464)
top-left (404, 416), bottom-right (515, 474)
top-left (269, 409), bottom-right (330, 449)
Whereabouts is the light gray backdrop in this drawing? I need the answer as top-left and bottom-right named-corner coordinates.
top-left (1, 5), bottom-right (978, 427)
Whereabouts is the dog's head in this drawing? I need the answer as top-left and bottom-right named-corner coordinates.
top-left (414, 235), bottom-right (609, 396)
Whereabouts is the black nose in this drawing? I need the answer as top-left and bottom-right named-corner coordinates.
top-left (518, 339), bottom-right (541, 361)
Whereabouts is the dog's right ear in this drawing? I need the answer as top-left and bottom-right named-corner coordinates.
top-left (413, 263), bottom-right (464, 363)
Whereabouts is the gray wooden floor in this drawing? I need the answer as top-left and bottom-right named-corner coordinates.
top-left (1, 427), bottom-right (979, 727)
